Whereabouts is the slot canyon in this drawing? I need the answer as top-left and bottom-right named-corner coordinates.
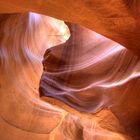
top-left (0, 1), bottom-right (140, 140)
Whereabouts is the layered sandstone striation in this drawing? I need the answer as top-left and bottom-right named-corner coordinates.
top-left (0, 1), bottom-right (140, 140)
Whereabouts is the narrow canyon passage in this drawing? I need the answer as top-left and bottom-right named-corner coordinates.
top-left (0, 1), bottom-right (140, 140)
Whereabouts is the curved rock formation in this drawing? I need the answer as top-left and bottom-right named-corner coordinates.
top-left (0, 1), bottom-right (140, 140)
top-left (40, 22), bottom-right (140, 139)
top-left (1, 0), bottom-right (140, 53)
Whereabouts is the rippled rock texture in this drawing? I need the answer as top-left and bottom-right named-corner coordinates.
top-left (0, 1), bottom-right (140, 140)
